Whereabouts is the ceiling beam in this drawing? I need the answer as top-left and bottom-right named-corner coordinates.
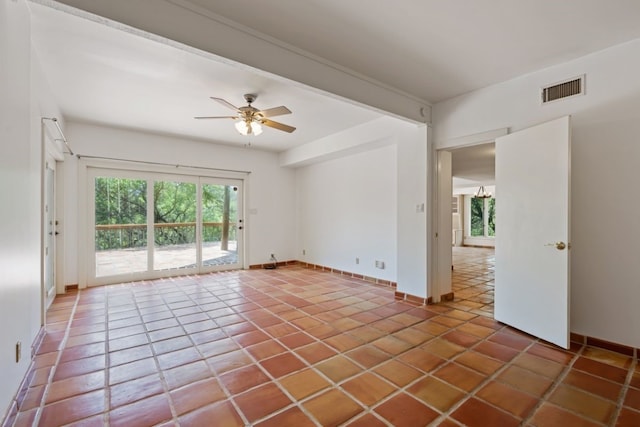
top-left (280, 117), bottom-right (419, 168)
top-left (44, 0), bottom-right (431, 123)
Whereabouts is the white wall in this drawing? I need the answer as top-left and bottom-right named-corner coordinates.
top-left (63, 122), bottom-right (296, 286)
top-left (433, 39), bottom-right (640, 348)
top-left (0, 0), bottom-right (59, 420)
top-left (570, 117), bottom-right (640, 347)
top-left (397, 125), bottom-right (429, 298)
top-left (292, 122), bottom-right (429, 294)
top-left (295, 145), bottom-right (397, 281)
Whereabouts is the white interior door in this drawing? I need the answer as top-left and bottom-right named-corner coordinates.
top-left (495, 116), bottom-right (571, 349)
top-left (434, 150), bottom-right (453, 302)
top-left (44, 157), bottom-right (57, 311)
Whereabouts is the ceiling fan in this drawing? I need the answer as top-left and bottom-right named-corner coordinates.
top-left (195, 94), bottom-right (296, 136)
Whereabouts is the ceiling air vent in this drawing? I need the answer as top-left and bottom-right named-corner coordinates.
top-left (541, 75), bottom-right (585, 104)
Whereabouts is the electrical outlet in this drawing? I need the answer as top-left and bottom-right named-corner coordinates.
top-left (375, 260), bottom-right (386, 269)
top-left (355, 257), bottom-right (360, 264)
top-left (302, 249), bottom-right (306, 255)
top-left (270, 253), bottom-right (274, 258)
top-left (16, 341), bottom-right (21, 363)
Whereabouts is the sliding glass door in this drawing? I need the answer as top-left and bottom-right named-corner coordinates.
top-left (201, 180), bottom-right (241, 269)
top-left (90, 168), bottom-right (243, 284)
top-left (94, 176), bottom-right (148, 278)
top-left (153, 179), bottom-right (197, 271)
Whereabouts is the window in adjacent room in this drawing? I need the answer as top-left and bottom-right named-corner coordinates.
top-left (470, 197), bottom-right (495, 237)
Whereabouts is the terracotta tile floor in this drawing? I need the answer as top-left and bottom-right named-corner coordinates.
top-left (447, 246), bottom-right (495, 317)
top-left (3, 253), bottom-right (640, 426)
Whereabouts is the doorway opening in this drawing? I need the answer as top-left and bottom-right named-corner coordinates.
top-left (436, 117), bottom-right (572, 348)
top-left (451, 246), bottom-right (494, 316)
top-left (443, 142), bottom-right (496, 316)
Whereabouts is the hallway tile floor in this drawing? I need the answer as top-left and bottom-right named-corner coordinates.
top-left (3, 257), bottom-right (639, 426)
top-left (447, 246), bottom-right (495, 317)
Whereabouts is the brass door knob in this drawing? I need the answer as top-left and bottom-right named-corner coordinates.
top-left (545, 241), bottom-right (567, 250)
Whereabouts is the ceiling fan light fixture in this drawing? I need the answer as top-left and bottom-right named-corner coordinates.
top-left (251, 121), bottom-right (263, 136)
top-left (234, 119), bottom-right (248, 135)
top-left (235, 119), bottom-right (263, 136)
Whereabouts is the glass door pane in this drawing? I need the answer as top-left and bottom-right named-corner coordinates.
top-left (94, 177), bottom-right (148, 277)
top-left (153, 180), bottom-right (197, 271)
top-left (201, 182), bottom-right (240, 269)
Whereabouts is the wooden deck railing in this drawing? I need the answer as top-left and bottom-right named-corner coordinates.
top-left (95, 222), bottom-right (236, 230)
top-left (95, 222), bottom-right (237, 251)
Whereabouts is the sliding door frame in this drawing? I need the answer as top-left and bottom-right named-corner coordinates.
top-left (199, 177), bottom-right (244, 275)
top-left (79, 158), bottom-right (248, 287)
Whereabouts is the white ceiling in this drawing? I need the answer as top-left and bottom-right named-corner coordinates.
top-left (452, 143), bottom-right (495, 181)
top-left (187, 0), bottom-right (640, 103)
top-left (28, 2), bottom-right (384, 152)
top-left (28, 0), bottom-right (640, 160)
top-left (450, 143), bottom-right (496, 191)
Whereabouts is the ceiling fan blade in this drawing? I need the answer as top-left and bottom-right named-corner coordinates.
top-left (261, 119), bottom-right (296, 133)
top-left (194, 116), bottom-right (237, 120)
top-left (257, 106), bottom-right (291, 118)
top-left (210, 97), bottom-right (239, 111)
